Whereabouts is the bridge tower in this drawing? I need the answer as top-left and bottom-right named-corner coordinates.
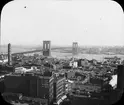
top-left (43, 41), bottom-right (51, 56)
top-left (8, 43), bottom-right (12, 65)
top-left (72, 42), bottom-right (78, 55)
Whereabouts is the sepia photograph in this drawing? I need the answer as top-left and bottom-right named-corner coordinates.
top-left (0, 0), bottom-right (124, 105)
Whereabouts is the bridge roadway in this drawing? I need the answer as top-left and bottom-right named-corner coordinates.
top-left (1, 47), bottom-right (59, 56)
top-left (0, 50), bottom-right (42, 57)
top-left (12, 49), bottom-right (43, 55)
top-left (12, 47), bottom-right (60, 55)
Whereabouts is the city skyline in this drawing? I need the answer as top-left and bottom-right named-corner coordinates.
top-left (1, 0), bottom-right (124, 46)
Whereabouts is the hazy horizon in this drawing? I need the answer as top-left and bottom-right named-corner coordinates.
top-left (0, 43), bottom-right (124, 47)
top-left (1, 43), bottom-right (124, 50)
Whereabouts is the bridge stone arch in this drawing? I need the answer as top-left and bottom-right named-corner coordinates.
top-left (72, 42), bottom-right (78, 55)
top-left (43, 41), bottom-right (51, 56)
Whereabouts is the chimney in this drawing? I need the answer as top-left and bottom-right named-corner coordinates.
top-left (8, 43), bottom-right (12, 65)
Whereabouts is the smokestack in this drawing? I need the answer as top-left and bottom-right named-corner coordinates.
top-left (8, 43), bottom-right (12, 65)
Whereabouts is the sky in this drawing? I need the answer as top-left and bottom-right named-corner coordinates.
top-left (1, 0), bottom-right (124, 46)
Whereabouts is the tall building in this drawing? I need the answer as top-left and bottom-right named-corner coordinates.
top-left (53, 73), bottom-right (66, 104)
top-left (3, 72), bottom-right (54, 105)
top-left (3, 71), bottom-right (66, 105)
top-left (43, 41), bottom-right (51, 57)
top-left (37, 75), bottom-right (54, 105)
top-left (8, 43), bottom-right (12, 65)
top-left (72, 42), bottom-right (78, 55)
top-left (117, 65), bottom-right (124, 90)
